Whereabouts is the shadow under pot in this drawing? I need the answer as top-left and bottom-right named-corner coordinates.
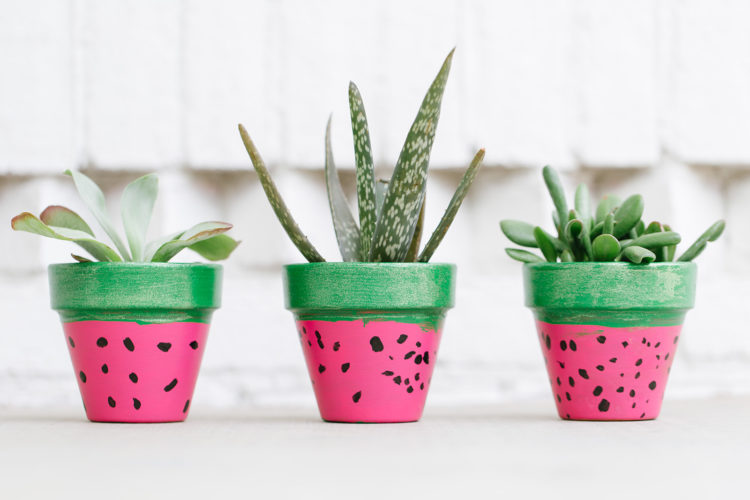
top-left (523, 262), bottom-right (697, 421)
top-left (284, 263), bottom-right (455, 423)
top-left (49, 263), bottom-right (222, 423)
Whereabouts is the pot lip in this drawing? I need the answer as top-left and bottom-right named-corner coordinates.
top-left (523, 261), bottom-right (696, 271)
top-left (49, 261), bottom-right (222, 271)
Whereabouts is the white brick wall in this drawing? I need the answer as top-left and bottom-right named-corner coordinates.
top-left (0, 1), bottom-right (748, 409)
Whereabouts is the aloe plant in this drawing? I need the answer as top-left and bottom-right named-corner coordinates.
top-left (11, 171), bottom-right (239, 263)
top-left (239, 49), bottom-right (484, 263)
top-left (500, 166), bottom-right (725, 264)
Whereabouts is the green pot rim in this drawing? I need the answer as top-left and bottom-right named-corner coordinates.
top-left (283, 262), bottom-right (456, 313)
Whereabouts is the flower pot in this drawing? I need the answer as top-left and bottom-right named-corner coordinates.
top-left (524, 262), bottom-right (696, 421)
top-left (49, 263), bottom-right (222, 423)
top-left (283, 263), bottom-right (455, 423)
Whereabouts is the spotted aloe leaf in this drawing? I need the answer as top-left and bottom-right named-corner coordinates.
top-left (121, 173), bottom-right (158, 262)
top-left (405, 197), bottom-right (425, 262)
top-left (419, 149), bottom-right (485, 262)
top-left (677, 220), bottom-right (725, 262)
top-left (11, 212), bottom-right (122, 262)
top-left (150, 222), bottom-right (235, 263)
top-left (39, 205), bottom-right (95, 236)
top-left (375, 179), bottom-right (389, 215)
top-left (370, 49), bottom-right (454, 262)
top-left (239, 124), bottom-right (325, 262)
top-left (348, 82), bottom-right (376, 261)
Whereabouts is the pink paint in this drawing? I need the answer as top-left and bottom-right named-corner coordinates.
top-left (63, 320), bottom-right (210, 423)
top-left (297, 319), bottom-right (442, 423)
top-left (536, 321), bottom-right (682, 421)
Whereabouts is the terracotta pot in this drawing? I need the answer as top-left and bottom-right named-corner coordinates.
top-left (524, 262), bottom-right (697, 421)
top-left (283, 263), bottom-right (455, 423)
top-left (49, 263), bottom-right (222, 423)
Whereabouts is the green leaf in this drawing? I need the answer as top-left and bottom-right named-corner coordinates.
top-left (664, 223), bottom-right (676, 261)
top-left (575, 184), bottom-right (591, 225)
top-left (151, 221), bottom-right (233, 262)
top-left (188, 234), bottom-right (240, 261)
top-left (39, 205), bottom-right (95, 236)
top-left (565, 218), bottom-right (583, 242)
top-left (560, 249), bottom-right (574, 262)
top-left (121, 173), bottom-right (158, 262)
top-left (621, 231), bottom-right (681, 250)
top-left (418, 149), bottom-right (484, 262)
top-left (324, 116), bottom-right (361, 262)
top-left (595, 195), bottom-right (621, 224)
top-left (405, 196), bottom-right (425, 262)
top-left (71, 254), bottom-right (93, 263)
top-left (500, 220), bottom-right (538, 248)
top-left (238, 124), bottom-right (325, 262)
top-left (375, 179), bottom-right (389, 216)
top-left (612, 194), bottom-right (644, 238)
top-left (542, 166), bottom-right (568, 237)
top-left (603, 213), bottom-right (615, 235)
top-left (579, 218), bottom-right (593, 260)
top-left (620, 245), bottom-right (656, 264)
top-left (370, 49), bottom-right (454, 262)
top-left (592, 234), bottom-right (620, 261)
top-left (11, 212), bottom-right (122, 262)
top-left (677, 219), bottom-right (725, 262)
top-left (64, 170), bottom-right (131, 261)
top-left (644, 222), bottom-right (667, 261)
top-left (505, 248), bottom-right (545, 263)
top-left (534, 226), bottom-right (558, 262)
top-left (348, 82), bottom-right (377, 261)
top-left (635, 220), bottom-right (645, 236)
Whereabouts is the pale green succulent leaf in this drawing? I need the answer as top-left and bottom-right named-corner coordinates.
top-left (595, 195), bottom-right (622, 224)
top-left (506, 248), bottom-right (545, 263)
top-left (151, 221), bottom-right (233, 262)
top-left (542, 166), bottom-right (568, 237)
top-left (612, 194), bottom-right (644, 238)
top-left (500, 219), bottom-right (538, 248)
top-left (121, 173), bottom-right (158, 262)
top-left (621, 245), bottom-right (656, 264)
top-left (188, 234), bottom-right (240, 261)
top-left (39, 205), bottom-right (95, 237)
top-left (534, 226), bottom-right (558, 262)
top-left (677, 219), bottom-right (725, 262)
top-left (592, 234), bottom-right (620, 261)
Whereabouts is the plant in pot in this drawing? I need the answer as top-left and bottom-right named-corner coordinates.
top-left (11, 171), bottom-right (239, 423)
top-left (239, 49), bottom-right (484, 423)
top-left (500, 166), bottom-right (724, 421)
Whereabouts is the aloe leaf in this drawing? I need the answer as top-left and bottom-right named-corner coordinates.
top-left (151, 221), bottom-right (234, 262)
top-left (348, 82), bottom-right (377, 261)
top-left (39, 205), bottom-right (95, 236)
top-left (238, 124), bottom-right (325, 262)
top-left (621, 245), bottom-right (656, 264)
top-left (542, 166), bottom-right (568, 237)
top-left (677, 220), bottom-right (725, 262)
top-left (11, 212), bottom-right (122, 262)
top-left (71, 254), bottom-right (93, 263)
top-left (375, 179), bottom-right (389, 215)
top-left (621, 231), bottom-right (681, 250)
top-left (188, 234), bottom-right (240, 261)
top-left (575, 184), bottom-right (591, 225)
top-left (595, 195), bottom-right (621, 224)
top-left (370, 49), bottom-right (454, 262)
top-left (534, 226), bottom-right (558, 262)
top-left (405, 197), bottom-right (425, 262)
top-left (592, 234), bottom-right (620, 261)
top-left (120, 173), bottom-right (158, 262)
top-left (612, 194), bottom-right (644, 238)
top-left (603, 213), bottom-right (615, 235)
top-left (324, 117), bottom-right (361, 262)
top-left (64, 170), bottom-right (131, 261)
top-left (506, 248), bottom-right (545, 263)
top-left (418, 149), bottom-right (484, 262)
top-left (500, 220), bottom-right (538, 248)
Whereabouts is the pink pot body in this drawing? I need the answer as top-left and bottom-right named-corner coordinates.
top-left (63, 320), bottom-right (209, 423)
top-left (536, 321), bottom-right (682, 421)
top-left (296, 319), bottom-right (442, 423)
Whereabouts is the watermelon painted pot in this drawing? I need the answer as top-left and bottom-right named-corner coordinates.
top-left (283, 263), bottom-right (455, 423)
top-left (524, 262), bottom-right (697, 421)
top-left (49, 263), bottom-right (222, 423)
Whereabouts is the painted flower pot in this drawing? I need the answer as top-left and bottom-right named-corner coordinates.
top-left (524, 262), bottom-right (696, 421)
top-left (283, 263), bottom-right (455, 423)
top-left (49, 263), bottom-right (222, 423)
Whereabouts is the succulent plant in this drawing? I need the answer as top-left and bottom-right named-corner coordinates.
top-left (11, 170), bottom-right (239, 263)
top-left (500, 166), bottom-right (725, 264)
top-left (239, 49), bottom-right (484, 263)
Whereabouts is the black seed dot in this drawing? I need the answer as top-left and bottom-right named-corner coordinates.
top-left (108, 396), bottom-right (116, 408)
top-left (598, 399), bottom-right (610, 412)
top-left (393, 376), bottom-right (402, 385)
top-left (79, 371), bottom-right (86, 383)
top-left (133, 398), bottom-right (141, 410)
top-left (566, 413), bottom-right (571, 419)
top-left (389, 355), bottom-right (394, 360)
top-left (655, 342), bottom-right (661, 348)
top-left (674, 336), bottom-right (679, 344)
top-left (382, 370), bottom-right (394, 376)
top-left (68, 336), bottom-right (75, 348)
top-left (649, 381), bottom-right (657, 390)
top-left (596, 365), bottom-right (604, 371)
top-left (596, 335), bottom-right (606, 344)
top-left (318, 364), bottom-right (326, 373)
top-left (157, 342), bottom-right (172, 352)
top-left (640, 412), bottom-right (646, 419)
top-left (189, 341), bottom-right (199, 350)
top-left (578, 369), bottom-right (589, 379)
top-left (414, 354), bottom-right (423, 365)
top-left (333, 341), bottom-right (340, 351)
top-left (593, 386), bottom-right (603, 396)
top-left (307, 340), bottom-right (312, 346)
top-left (630, 389), bottom-right (636, 397)
top-left (352, 391), bottom-right (362, 403)
top-left (164, 378), bottom-right (178, 392)
top-left (123, 337), bottom-right (134, 351)
top-left (617, 387), bottom-right (624, 393)
top-left (609, 357), bottom-right (617, 363)
top-left (183, 400), bottom-right (190, 413)
top-left (101, 363), bottom-right (109, 374)
top-left (568, 376), bottom-right (575, 387)
top-left (129, 372), bottom-right (138, 383)
top-left (423, 352), bottom-right (430, 364)
top-left (665, 353), bottom-right (670, 360)
top-left (370, 336), bottom-right (384, 352)
top-left (632, 402), bottom-right (636, 409)
top-left (560, 340), bottom-right (567, 351)
top-left (557, 394), bottom-right (562, 403)
top-left (404, 378), bottom-right (410, 385)
top-left (635, 372), bottom-right (641, 379)
top-left (341, 363), bottom-right (350, 373)
top-left (420, 383), bottom-right (424, 390)
top-left (635, 358), bottom-right (643, 366)
top-left (642, 337), bottom-right (647, 344)
top-left (622, 341), bottom-right (629, 348)
top-left (556, 377), bottom-right (561, 386)
top-left (416, 342), bottom-right (421, 347)
top-left (397, 334), bottom-right (408, 344)
top-left (620, 373), bottom-right (624, 377)
top-left (96, 337), bottom-right (108, 347)
top-left (647, 342), bottom-right (651, 347)
top-left (415, 373), bottom-right (420, 381)
top-left (302, 327), bottom-right (307, 334)
top-left (315, 331), bottom-right (324, 349)
top-left (558, 361), bottom-right (565, 369)
top-left (565, 392), bottom-right (571, 401)
top-left (569, 340), bottom-right (577, 351)
top-left (656, 354), bottom-right (661, 360)
top-left (407, 386), bottom-right (414, 394)
top-left (545, 335), bottom-right (551, 350)
top-left (404, 351), bottom-right (416, 360)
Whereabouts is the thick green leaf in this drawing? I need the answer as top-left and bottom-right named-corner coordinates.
top-left (500, 220), bottom-right (538, 248)
top-left (405, 197), bottom-right (425, 262)
top-left (621, 245), bottom-right (656, 264)
top-left (64, 170), bottom-right (131, 261)
top-left (560, 249), bottom-right (574, 262)
top-left (238, 124), bottom-right (325, 262)
top-left (324, 117), bottom-right (361, 262)
top-left (565, 218), bottom-right (583, 242)
top-left (612, 194), bottom-right (644, 238)
top-left (121, 173), bottom-right (158, 262)
top-left (603, 213), bottom-right (615, 235)
top-left (542, 166), bottom-right (568, 237)
top-left (644, 222), bottom-right (668, 261)
top-left (592, 234), bottom-right (620, 261)
top-left (188, 234), bottom-right (240, 261)
top-left (579, 218), bottom-right (593, 260)
top-left (595, 195), bottom-right (621, 224)
top-left (151, 222), bottom-right (233, 262)
top-left (370, 49), bottom-right (454, 262)
top-left (418, 149), bottom-right (484, 262)
top-left (11, 212), bottom-right (122, 262)
top-left (506, 248), bottom-right (545, 263)
top-left (677, 220), bottom-right (725, 262)
top-left (664, 223), bottom-right (676, 261)
top-left (348, 82), bottom-right (377, 261)
top-left (635, 220), bottom-right (646, 236)
top-left (534, 226), bottom-right (558, 262)
top-left (621, 231), bottom-right (681, 250)
top-left (40, 205), bottom-right (95, 236)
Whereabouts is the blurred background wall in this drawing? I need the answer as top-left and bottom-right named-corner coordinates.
top-left (1, 0), bottom-right (748, 409)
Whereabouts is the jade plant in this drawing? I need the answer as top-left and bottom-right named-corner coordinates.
top-left (10, 170), bottom-right (239, 262)
top-left (238, 49), bottom-right (484, 263)
top-left (500, 166), bottom-right (725, 264)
